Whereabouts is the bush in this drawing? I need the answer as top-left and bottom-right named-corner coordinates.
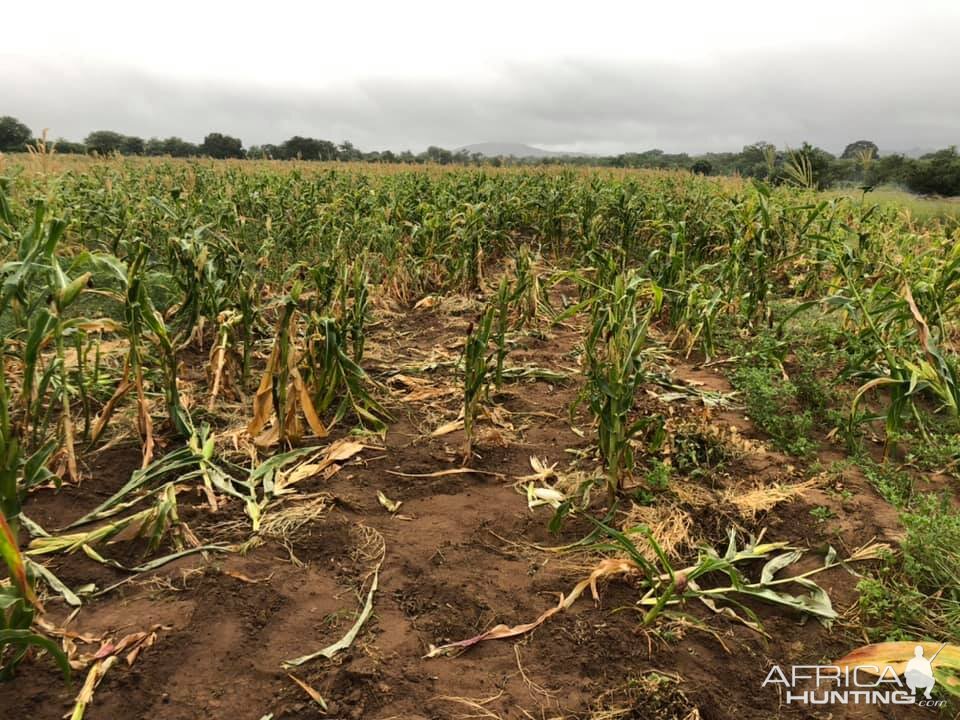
top-left (903, 147), bottom-right (960, 196)
top-left (731, 366), bottom-right (815, 455)
top-left (691, 159), bottom-right (712, 175)
top-left (859, 494), bottom-right (960, 641)
top-left (0, 116), bottom-right (32, 152)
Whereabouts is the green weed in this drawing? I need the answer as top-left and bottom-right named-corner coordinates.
top-left (731, 366), bottom-right (816, 456)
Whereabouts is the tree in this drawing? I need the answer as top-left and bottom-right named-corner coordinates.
top-left (788, 142), bottom-right (838, 189)
top-left (121, 135), bottom-right (145, 155)
top-left (738, 141), bottom-right (778, 178)
top-left (904, 147), bottom-right (960, 196)
top-left (85, 130), bottom-right (126, 155)
top-left (163, 137), bottom-right (199, 157)
top-left (424, 146), bottom-right (452, 164)
top-left (281, 136), bottom-right (328, 161)
top-left (691, 159), bottom-right (713, 175)
top-left (200, 132), bottom-right (244, 159)
top-left (337, 140), bottom-right (362, 161)
top-left (52, 138), bottom-right (86, 154)
top-left (841, 140), bottom-right (879, 160)
top-left (0, 116), bottom-right (32, 152)
top-left (874, 153), bottom-right (909, 185)
top-left (248, 144), bottom-right (282, 159)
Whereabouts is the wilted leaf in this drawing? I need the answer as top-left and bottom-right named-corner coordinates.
top-left (288, 673), bottom-right (328, 710)
top-left (431, 418), bottom-right (464, 436)
top-left (377, 491), bottom-right (402, 513)
top-left (0, 513), bottom-right (38, 608)
top-left (836, 642), bottom-right (960, 694)
top-left (284, 565), bottom-right (380, 667)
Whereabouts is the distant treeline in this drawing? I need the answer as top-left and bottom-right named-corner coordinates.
top-left (1, 115), bottom-right (958, 196)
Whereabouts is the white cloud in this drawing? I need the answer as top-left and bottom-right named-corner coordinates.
top-left (4, 0), bottom-right (959, 153)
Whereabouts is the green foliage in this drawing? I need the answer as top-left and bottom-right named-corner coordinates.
top-left (857, 574), bottom-right (929, 642)
top-left (690, 160), bottom-right (712, 175)
top-left (461, 307), bottom-right (495, 461)
top-left (791, 348), bottom-right (836, 419)
top-left (841, 140), bottom-right (880, 161)
top-left (577, 269), bottom-right (665, 501)
top-left (901, 494), bottom-right (960, 599)
top-left (145, 136), bottom-right (199, 157)
top-left (905, 147), bottom-right (960, 196)
top-left (0, 116), bottom-right (32, 152)
top-left (902, 428), bottom-right (960, 471)
top-left (593, 521), bottom-right (851, 628)
top-left (859, 458), bottom-right (914, 508)
top-left (731, 366), bottom-right (815, 456)
top-left (277, 137), bottom-right (340, 161)
top-left (809, 506), bottom-right (836, 523)
top-left (84, 130), bottom-right (130, 155)
top-left (200, 132), bottom-right (245, 159)
top-left (859, 495), bottom-right (960, 642)
top-left (0, 106), bottom-right (955, 196)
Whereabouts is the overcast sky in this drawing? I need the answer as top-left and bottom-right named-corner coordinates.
top-left (4, 0), bottom-right (959, 154)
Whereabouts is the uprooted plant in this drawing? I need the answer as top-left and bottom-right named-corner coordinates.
top-left (425, 522), bottom-right (888, 657)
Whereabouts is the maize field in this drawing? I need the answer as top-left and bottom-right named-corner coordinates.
top-left (1, 153), bottom-right (959, 718)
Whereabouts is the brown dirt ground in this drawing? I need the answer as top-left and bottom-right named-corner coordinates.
top-left (0, 294), bottom-right (932, 720)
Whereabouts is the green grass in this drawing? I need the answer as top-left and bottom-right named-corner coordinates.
top-left (827, 185), bottom-right (960, 223)
top-left (859, 494), bottom-right (960, 642)
top-left (901, 428), bottom-right (960, 473)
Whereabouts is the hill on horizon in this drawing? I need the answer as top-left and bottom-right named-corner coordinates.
top-left (458, 142), bottom-right (583, 158)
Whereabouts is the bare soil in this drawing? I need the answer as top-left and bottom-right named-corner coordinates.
top-left (0, 299), bottom-right (924, 720)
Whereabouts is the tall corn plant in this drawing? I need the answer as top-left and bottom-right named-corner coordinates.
top-left (461, 307), bottom-right (495, 463)
top-left (84, 248), bottom-right (190, 465)
top-left (825, 235), bottom-right (960, 453)
top-left (0, 184), bottom-right (106, 482)
top-left (511, 243), bottom-right (546, 327)
top-left (248, 273), bottom-right (387, 447)
top-left (783, 148), bottom-right (816, 190)
top-left (449, 202), bottom-right (491, 294)
top-left (248, 287), bottom-right (325, 447)
top-left (577, 270), bottom-right (665, 503)
top-left (0, 365), bottom-right (70, 681)
top-left (460, 273), bottom-right (520, 461)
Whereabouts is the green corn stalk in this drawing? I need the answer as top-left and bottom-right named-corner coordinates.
top-left (304, 315), bottom-right (388, 432)
top-left (0, 359), bottom-right (70, 681)
top-left (783, 148), bottom-right (816, 190)
top-left (461, 308), bottom-right (495, 462)
top-left (1, 512), bottom-right (71, 682)
top-left (335, 260), bottom-right (370, 363)
top-left (591, 519), bottom-right (879, 631)
top-left (512, 243), bottom-right (545, 326)
top-left (491, 277), bottom-right (511, 389)
top-left (578, 270), bottom-right (665, 504)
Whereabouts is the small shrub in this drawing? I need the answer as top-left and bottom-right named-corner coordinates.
top-left (731, 366), bottom-right (815, 456)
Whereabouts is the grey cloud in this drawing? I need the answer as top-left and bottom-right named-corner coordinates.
top-left (5, 43), bottom-right (959, 155)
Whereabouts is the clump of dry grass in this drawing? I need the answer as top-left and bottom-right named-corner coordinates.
top-left (667, 481), bottom-right (716, 509)
top-left (224, 492), bottom-right (334, 564)
top-left (259, 492), bottom-right (334, 541)
top-left (621, 503), bottom-right (696, 563)
top-left (719, 476), bottom-right (824, 520)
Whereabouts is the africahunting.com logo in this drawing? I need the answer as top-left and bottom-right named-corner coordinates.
top-left (762, 642), bottom-right (958, 708)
